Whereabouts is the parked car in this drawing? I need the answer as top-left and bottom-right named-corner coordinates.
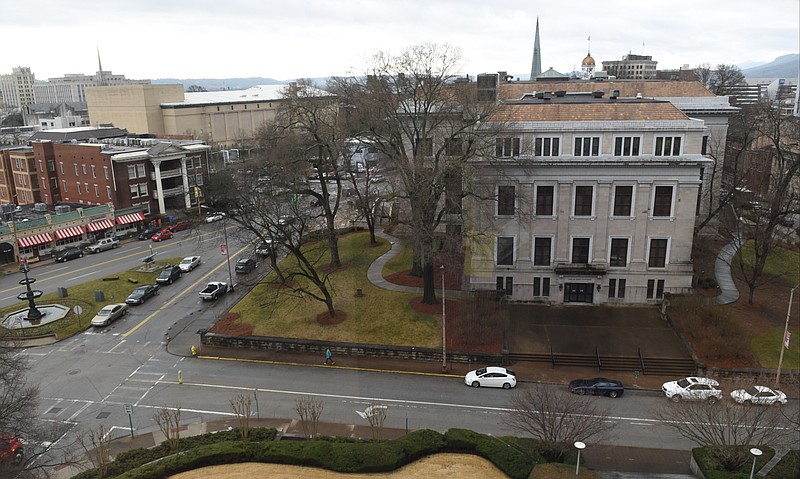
top-left (199, 281), bottom-right (228, 301)
top-left (464, 367), bottom-right (517, 389)
top-left (126, 284), bottom-right (160, 305)
top-left (151, 230), bottom-right (174, 242)
top-left (86, 237), bottom-right (119, 253)
top-left (55, 247), bottom-right (84, 262)
top-left (0, 435), bottom-right (24, 465)
top-left (255, 240), bottom-right (274, 257)
top-left (730, 385), bottom-right (787, 406)
top-left (178, 256), bottom-right (201, 272)
top-left (166, 220), bottom-right (192, 232)
top-left (568, 378), bottom-right (625, 398)
top-left (137, 226), bottom-right (161, 240)
top-left (205, 213), bottom-right (225, 223)
top-left (661, 377), bottom-right (722, 403)
top-left (156, 265), bottom-right (183, 285)
top-left (235, 258), bottom-right (256, 274)
top-left (91, 303), bottom-right (129, 327)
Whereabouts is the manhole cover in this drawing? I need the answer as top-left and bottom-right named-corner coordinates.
top-left (67, 369), bottom-right (80, 376)
top-left (96, 412), bottom-right (110, 419)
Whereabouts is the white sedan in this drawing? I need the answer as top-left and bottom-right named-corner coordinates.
top-left (179, 256), bottom-right (201, 272)
top-left (730, 386), bottom-right (787, 406)
top-left (205, 213), bottom-right (225, 223)
top-left (91, 303), bottom-right (129, 327)
top-left (661, 376), bottom-right (722, 403)
top-left (464, 367), bottom-right (517, 389)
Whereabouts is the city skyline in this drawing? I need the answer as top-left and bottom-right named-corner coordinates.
top-left (1, 0), bottom-right (798, 81)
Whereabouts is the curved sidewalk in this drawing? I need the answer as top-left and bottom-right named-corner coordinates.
top-left (714, 234), bottom-right (743, 305)
top-left (367, 230), bottom-right (422, 293)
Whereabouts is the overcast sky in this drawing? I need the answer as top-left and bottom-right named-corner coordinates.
top-left (2, 0), bottom-right (798, 82)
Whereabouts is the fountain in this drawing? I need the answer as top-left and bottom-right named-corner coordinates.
top-left (17, 258), bottom-right (43, 323)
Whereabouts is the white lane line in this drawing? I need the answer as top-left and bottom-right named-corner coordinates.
top-left (70, 272), bottom-right (96, 280)
top-left (67, 401), bottom-right (93, 422)
top-left (106, 339), bottom-right (127, 354)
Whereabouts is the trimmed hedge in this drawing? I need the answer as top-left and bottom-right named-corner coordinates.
top-left (767, 450), bottom-right (799, 479)
top-left (76, 428), bottom-right (553, 479)
top-left (693, 445), bottom-right (775, 479)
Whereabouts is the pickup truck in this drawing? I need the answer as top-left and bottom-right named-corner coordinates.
top-left (199, 281), bottom-right (228, 301)
top-left (86, 237), bottom-right (119, 253)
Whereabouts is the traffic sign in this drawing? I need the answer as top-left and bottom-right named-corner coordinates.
top-left (73, 305), bottom-right (83, 316)
top-left (124, 404), bottom-right (133, 415)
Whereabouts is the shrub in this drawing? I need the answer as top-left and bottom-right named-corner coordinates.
top-left (391, 428), bottom-right (446, 461)
top-left (693, 445), bottom-right (775, 479)
top-left (444, 429), bottom-right (537, 479)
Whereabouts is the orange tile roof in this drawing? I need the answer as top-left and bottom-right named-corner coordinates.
top-left (499, 80), bottom-right (713, 100)
top-left (489, 101), bottom-right (689, 122)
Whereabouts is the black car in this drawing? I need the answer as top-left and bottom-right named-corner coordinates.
top-left (156, 265), bottom-right (183, 285)
top-left (235, 258), bottom-right (256, 274)
top-left (137, 226), bottom-right (161, 240)
top-left (568, 377), bottom-right (625, 398)
top-left (126, 284), bottom-right (160, 305)
top-left (55, 247), bottom-right (84, 262)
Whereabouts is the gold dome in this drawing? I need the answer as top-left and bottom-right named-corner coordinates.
top-left (582, 53), bottom-right (595, 66)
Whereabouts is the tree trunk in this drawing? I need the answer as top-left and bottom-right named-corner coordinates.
top-left (410, 241), bottom-right (423, 277)
top-left (422, 260), bottom-right (437, 304)
top-left (366, 215), bottom-right (377, 244)
top-left (327, 219), bottom-right (341, 268)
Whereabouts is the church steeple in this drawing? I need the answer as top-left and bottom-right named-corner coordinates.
top-left (97, 46), bottom-right (105, 86)
top-left (530, 17), bottom-right (542, 80)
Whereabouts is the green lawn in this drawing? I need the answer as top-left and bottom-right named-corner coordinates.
top-left (230, 232), bottom-right (442, 348)
top-left (752, 326), bottom-right (800, 369)
top-left (740, 242), bottom-right (800, 285)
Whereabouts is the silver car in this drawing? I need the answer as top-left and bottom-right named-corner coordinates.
top-left (91, 303), bottom-right (129, 327)
top-left (730, 386), bottom-right (787, 406)
top-left (662, 377), bottom-right (722, 403)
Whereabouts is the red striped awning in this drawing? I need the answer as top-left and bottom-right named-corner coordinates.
top-left (54, 225), bottom-right (86, 240)
top-left (86, 219), bottom-right (115, 232)
top-left (17, 233), bottom-right (54, 248)
top-left (116, 212), bottom-right (146, 225)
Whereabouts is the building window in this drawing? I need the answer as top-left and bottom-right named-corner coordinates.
top-left (613, 185), bottom-right (633, 217)
top-left (648, 238), bottom-right (669, 268)
top-left (613, 136), bottom-right (641, 156)
top-left (654, 136), bottom-right (682, 156)
top-left (574, 136), bottom-right (600, 156)
top-left (495, 276), bottom-right (513, 296)
top-left (82, 164), bottom-right (87, 175)
top-left (74, 164), bottom-right (79, 176)
top-left (106, 186), bottom-right (112, 199)
top-left (104, 166), bottom-right (109, 180)
top-left (652, 185), bottom-right (674, 217)
top-left (130, 184), bottom-right (139, 199)
top-left (84, 183), bottom-right (89, 193)
top-left (128, 165), bottom-right (136, 179)
top-left (195, 174), bottom-right (204, 186)
top-left (91, 165), bottom-right (96, 178)
top-left (137, 164), bottom-right (146, 178)
top-left (533, 277), bottom-right (551, 297)
top-left (75, 182), bottom-right (80, 193)
top-left (571, 237), bottom-right (591, 264)
top-left (445, 137), bottom-right (462, 156)
top-left (59, 162), bottom-right (64, 174)
top-left (647, 279), bottom-right (665, 299)
top-left (574, 185), bottom-right (594, 216)
top-left (609, 238), bottom-right (629, 267)
top-left (534, 137), bottom-right (560, 157)
top-left (533, 237), bottom-right (552, 266)
top-left (94, 184), bottom-right (99, 197)
top-left (139, 184), bottom-right (148, 196)
top-left (701, 135), bottom-right (709, 155)
top-left (497, 236), bottom-right (514, 266)
top-left (496, 138), bottom-right (521, 157)
top-left (62, 180), bottom-right (67, 192)
top-left (535, 185), bottom-right (554, 216)
top-left (497, 185), bottom-right (515, 215)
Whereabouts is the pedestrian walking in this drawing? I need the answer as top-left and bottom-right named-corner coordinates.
top-left (324, 347), bottom-right (335, 365)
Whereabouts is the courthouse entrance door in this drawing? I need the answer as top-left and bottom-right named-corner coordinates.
top-left (564, 282), bottom-right (594, 303)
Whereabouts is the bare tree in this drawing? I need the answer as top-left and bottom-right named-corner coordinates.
top-left (502, 384), bottom-right (615, 462)
top-left (152, 406), bottom-right (182, 452)
top-left (699, 64), bottom-right (746, 96)
top-left (726, 104), bottom-right (799, 303)
top-left (294, 396), bottom-right (324, 439)
top-left (76, 425), bottom-right (112, 478)
top-left (230, 393), bottom-right (253, 440)
top-left (364, 403), bottom-right (388, 440)
top-left (337, 42), bottom-right (498, 304)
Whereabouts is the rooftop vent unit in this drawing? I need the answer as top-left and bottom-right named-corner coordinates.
top-left (636, 92), bottom-right (643, 99)
top-left (34, 203), bottom-right (48, 212)
top-left (542, 91), bottom-right (552, 100)
top-left (554, 90), bottom-right (566, 97)
top-left (55, 205), bottom-right (71, 215)
top-left (592, 91), bottom-right (604, 98)
top-left (610, 89), bottom-right (620, 99)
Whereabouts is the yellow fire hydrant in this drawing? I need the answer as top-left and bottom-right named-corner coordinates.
top-left (191, 345), bottom-right (197, 357)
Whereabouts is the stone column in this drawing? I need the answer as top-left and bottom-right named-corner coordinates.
top-left (152, 159), bottom-right (166, 214)
top-left (181, 157), bottom-right (192, 209)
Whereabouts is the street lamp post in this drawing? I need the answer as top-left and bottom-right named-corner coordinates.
top-left (775, 286), bottom-right (796, 385)
top-left (440, 264), bottom-right (446, 373)
top-left (574, 441), bottom-right (586, 476)
top-left (749, 447), bottom-right (762, 479)
top-left (222, 217), bottom-right (234, 292)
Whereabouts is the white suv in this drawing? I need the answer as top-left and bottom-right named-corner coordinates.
top-left (662, 377), bottom-right (722, 403)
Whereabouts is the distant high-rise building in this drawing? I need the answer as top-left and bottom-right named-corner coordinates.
top-left (530, 17), bottom-right (542, 80)
top-left (0, 67), bottom-right (36, 109)
top-left (602, 54), bottom-right (658, 80)
top-left (34, 71), bottom-right (150, 104)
